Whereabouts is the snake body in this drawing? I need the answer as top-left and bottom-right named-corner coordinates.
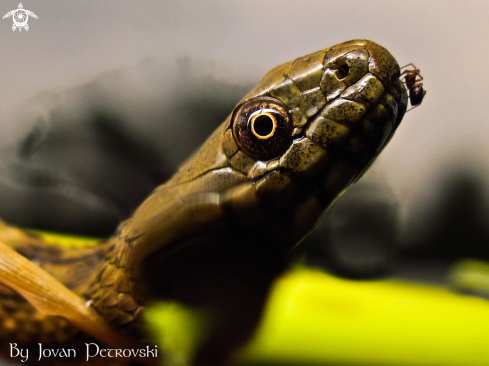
top-left (0, 40), bottom-right (408, 364)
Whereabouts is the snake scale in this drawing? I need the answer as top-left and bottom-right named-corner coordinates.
top-left (0, 40), bottom-right (410, 365)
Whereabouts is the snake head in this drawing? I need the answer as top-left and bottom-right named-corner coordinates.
top-left (209, 40), bottom-right (407, 247)
top-left (235, 40), bottom-right (406, 177)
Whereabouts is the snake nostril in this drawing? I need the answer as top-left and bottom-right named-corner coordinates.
top-left (335, 64), bottom-right (350, 80)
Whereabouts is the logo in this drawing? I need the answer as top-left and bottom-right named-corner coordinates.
top-left (3, 3), bottom-right (37, 32)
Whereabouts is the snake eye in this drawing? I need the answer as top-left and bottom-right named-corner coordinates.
top-left (232, 97), bottom-right (292, 160)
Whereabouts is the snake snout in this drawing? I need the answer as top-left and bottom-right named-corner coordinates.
top-left (306, 40), bottom-right (408, 204)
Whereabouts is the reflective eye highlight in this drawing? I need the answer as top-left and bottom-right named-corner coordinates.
top-left (250, 110), bottom-right (278, 139)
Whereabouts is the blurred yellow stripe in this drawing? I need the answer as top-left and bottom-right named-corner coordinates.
top-left (233, 267), bottom-right (489, 366)
top-left (29, 229), bottom-right (102, 248)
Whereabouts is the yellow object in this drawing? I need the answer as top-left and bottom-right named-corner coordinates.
top-left (30, 229), bottom-right (102, 248)
top-left (233, 268), bottom-right (489, 366)
top-left (146, 267), bottom-right (489, 366)
top-left (146, 303), bottom-right (211, 366)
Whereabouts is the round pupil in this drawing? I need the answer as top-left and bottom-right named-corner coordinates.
top-left (253, 115), bottom-right (274, 137)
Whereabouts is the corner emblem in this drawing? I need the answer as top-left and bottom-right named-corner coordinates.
top-left (3, 3), bottom-right (38, 32)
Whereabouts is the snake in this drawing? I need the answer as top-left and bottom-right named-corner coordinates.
top-left (0, 39), bottom-right (409, 365)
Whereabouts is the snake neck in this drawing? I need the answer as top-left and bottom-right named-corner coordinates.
top-left (89, 219), bottom-right (148, 338)
top-left (0, 217), bottom-right (150, 340)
